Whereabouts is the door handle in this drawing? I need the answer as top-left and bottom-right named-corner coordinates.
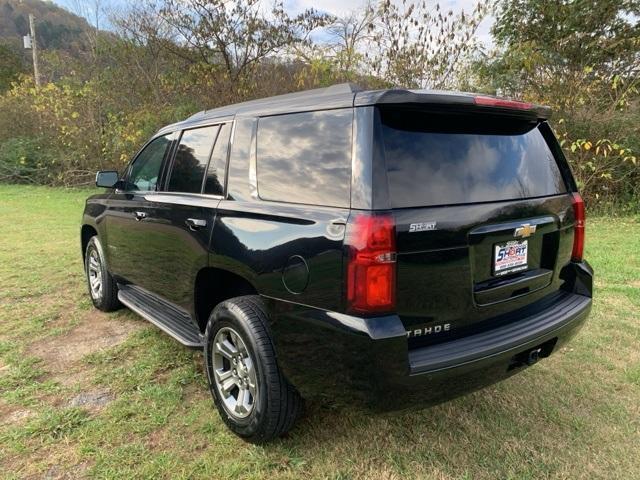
top-left (134, 211), bottom-right (147, 221)
top-left (186, 218), bottom-right (207, 230)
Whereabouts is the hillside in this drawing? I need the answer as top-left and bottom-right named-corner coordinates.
top-left (0, 0), bottom-right (91, 52)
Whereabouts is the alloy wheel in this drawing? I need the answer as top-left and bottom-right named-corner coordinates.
top-left (87, 248), bottom-right (103, 301)
top-left (212, 326), bottom-right (258, 419)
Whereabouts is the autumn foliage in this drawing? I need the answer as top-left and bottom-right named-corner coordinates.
top-left (0, 0), bottom-right (637, 211)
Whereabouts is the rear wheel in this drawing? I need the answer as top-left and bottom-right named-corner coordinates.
top-left (84, 236), bottom-right (120, 312)
top-left (204, 296), bottom-right (302, 443)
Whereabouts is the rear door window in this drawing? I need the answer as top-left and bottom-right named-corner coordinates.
top-left (256, 109), bottom-right (352, 208)
top-left (167, 125), bottom-right (218, 194)
top-left (378, 108), bottom-right (567, 208)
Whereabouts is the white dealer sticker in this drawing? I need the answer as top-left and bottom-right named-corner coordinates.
top-left (494, 240), bottom-right (528, 275)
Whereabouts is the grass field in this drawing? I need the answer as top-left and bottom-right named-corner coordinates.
top-left (0, 185), bottom-right (638, 479)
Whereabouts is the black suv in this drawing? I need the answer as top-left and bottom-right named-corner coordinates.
top-left (82, 83), bottom-right (593, 442)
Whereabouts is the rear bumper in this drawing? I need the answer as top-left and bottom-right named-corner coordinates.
top-left (391, 292), bottom-right (590, 409)
top-left (266, 261), bottom-right (593, 409)
top-left (408, 292), bottom-right (589, 375)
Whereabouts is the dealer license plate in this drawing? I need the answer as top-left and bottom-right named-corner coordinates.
top-left (493, 240), bottom-right (528, 276)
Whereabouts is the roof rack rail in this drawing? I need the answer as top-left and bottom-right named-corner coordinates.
top-left (187, 83), bottom-right (363, 121)
top-left (323, 82), bottom-right (363, 94)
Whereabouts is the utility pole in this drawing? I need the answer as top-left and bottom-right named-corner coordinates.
top-left (28, 14), bottom-right (41, 87)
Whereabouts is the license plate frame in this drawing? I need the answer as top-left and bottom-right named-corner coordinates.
top-left (493, 239), bottom-right (528, 276)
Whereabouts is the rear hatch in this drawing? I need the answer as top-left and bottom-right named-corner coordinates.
top-left (375, 105), bottom-right (577, 348)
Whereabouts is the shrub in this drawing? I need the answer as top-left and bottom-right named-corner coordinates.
top-left (0, 137), bottom-right (56, 184)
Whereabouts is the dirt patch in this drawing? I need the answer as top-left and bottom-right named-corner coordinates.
top-left (3, 445), bottom-right (91, 480)
top-left (42, 462), bottom-right (91, 480)
top-left (68, 388), bottom-right (114, 411)
top-left (30, 311), bottom-right (141, 365)
top-left (27, 310), bottom-right (144, 390)
top-left (0, 398), bottom-right (36, 427)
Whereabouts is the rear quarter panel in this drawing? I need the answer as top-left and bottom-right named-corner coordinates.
top-left (211, 200), bottom-right (349, 311)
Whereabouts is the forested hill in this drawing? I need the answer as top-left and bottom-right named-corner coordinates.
top-left (0, 0), bottom-right (91, 53)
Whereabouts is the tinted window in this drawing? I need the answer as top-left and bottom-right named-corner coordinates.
top-left (168, 126), bottom-right (218, 193)
top-left (379, 109), bottom-right (567, 208)
top-left (257, 109), bottom-right (352, 207)
top-left (127, 134), bottom-right (170, 191)
top-left (205, 123), bottom-right (231, 196)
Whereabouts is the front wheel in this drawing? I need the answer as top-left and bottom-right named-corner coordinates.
top-left (84, 236), bottom-right (120, 312)
top-left (204, 296), bottom-right (302, 443)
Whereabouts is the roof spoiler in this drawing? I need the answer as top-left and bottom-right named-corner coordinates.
top-left (356, 89), bottom-right (552, 120)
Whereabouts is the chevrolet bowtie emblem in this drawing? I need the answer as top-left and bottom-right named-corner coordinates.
top-left (514, 223), bottom-right (537, 238)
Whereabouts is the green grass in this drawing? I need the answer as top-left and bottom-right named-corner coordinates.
top-left (0, 184), bottom-right (639, 479)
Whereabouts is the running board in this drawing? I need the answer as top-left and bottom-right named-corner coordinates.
top-left (118, 285), bottom-right (204, 348)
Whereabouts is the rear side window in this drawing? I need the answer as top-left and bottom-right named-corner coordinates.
top-left (167, 125), bottom-right (218, 193)
top-left (257, 109), bottom-right (352, 208)
top-left (378, 108), bottom-right (567, 208)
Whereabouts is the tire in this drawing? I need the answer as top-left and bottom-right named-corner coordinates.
top-left (84, 236), bottom-right (120, 312)
top-left (204, 295), bottom-right (302, 443)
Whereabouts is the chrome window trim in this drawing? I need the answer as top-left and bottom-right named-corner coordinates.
top-left (223, 119), bottom-right (237, 199)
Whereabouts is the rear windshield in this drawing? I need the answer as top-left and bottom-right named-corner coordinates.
top-left (378, 108), bottom-right (567, 208)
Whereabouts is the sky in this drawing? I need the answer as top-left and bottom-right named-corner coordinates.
top-left (51, 0), bottom-right (494, 47)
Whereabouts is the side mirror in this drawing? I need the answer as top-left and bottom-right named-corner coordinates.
top-left (95, 171), bottom-right (119, 188)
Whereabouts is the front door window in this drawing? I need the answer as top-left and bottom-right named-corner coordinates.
top-left (127, 135), bottom-right (171, 191)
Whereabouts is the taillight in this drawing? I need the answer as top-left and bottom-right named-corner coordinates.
top-left (571, 192), bottom-right (585, 262)
top-left (345, 213), bottom-right (396, 314)
top-left (474, 96), bottom-right (533, 110)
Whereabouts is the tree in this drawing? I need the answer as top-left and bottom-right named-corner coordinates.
top-left (0, 43), bottom-right (24, 92)
top-left (328, 2), bottom-right (377, 81)
top-left (367, 0), bottom-right (490, 89)
top-left (475, 0), bottom-right (640, 207)
top-left (156, 0), bottom-right (331, 91)
top-left (490, 0), bottom-right (640, 109)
